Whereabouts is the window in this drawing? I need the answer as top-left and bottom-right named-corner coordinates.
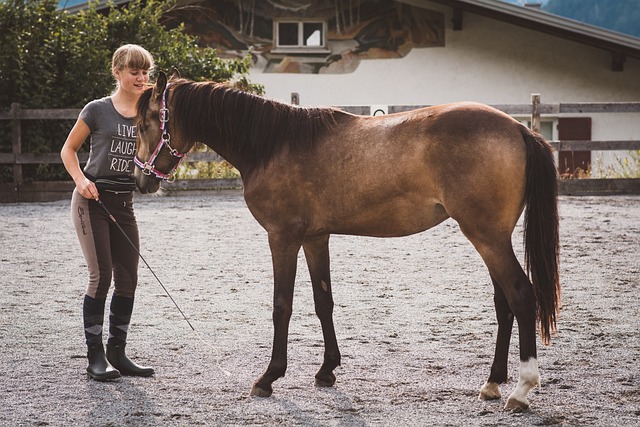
top-left (525, 120), bottom-right (555, 141)
top-left (275, 21), bottom-right (327, 52)
top-left (522, 118), bottom-right (559, 172)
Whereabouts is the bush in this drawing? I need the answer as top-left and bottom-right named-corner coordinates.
top-left (593, 151), bottom-right (640, 178)
top-left (0, 0), bottom-right (262, 182)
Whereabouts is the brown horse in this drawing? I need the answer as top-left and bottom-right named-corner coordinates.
top-left (134, 71), bottom-right (560, 410)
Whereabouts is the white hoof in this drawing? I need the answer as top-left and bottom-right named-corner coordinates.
top-left (505, 358), bottom-right (540, 411)
top-left (505, 394), bottom-right (530, 411)
top-left (479, 381), bottom-right (501, 400)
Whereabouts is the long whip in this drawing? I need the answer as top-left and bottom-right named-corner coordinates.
top-left (98, 199), bottom-right (195, 331)
top-left (97, 198), bottom-right (230, 376)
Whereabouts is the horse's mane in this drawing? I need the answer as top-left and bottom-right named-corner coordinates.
top-left (160, 79), bottom-right (350, 164)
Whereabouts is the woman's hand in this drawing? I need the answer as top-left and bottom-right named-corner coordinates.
top-left (75, 176), bottom-right (99, 200)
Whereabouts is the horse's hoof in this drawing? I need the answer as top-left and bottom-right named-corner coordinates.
top-left (314, 372), bottom-right (336, 388)
top-left (504, 395), bottom-right (529, 412)
top-left (478, 381), bottom-right (501, 400)
top-left (250, 383), bottom-right (273, 397)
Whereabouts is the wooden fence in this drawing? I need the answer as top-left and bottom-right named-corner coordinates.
top-left (1, 96), bottom-right (639, 202)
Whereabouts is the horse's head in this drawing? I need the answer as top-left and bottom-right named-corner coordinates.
top-left (134, 70), bottom-right (189, 194)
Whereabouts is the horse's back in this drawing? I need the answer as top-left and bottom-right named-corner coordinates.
top-left (344, 101), bottom-right (528, 206)
top-left (407, 102), bottom-right (528, 235)
top-left (245, 102), bottom-right (528, 238)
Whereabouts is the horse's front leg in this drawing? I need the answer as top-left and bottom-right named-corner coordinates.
top-left (250, 232), bottom-right (303, 397)
top-left (303, 234), bottom-right (341, 387)
top-left (479, 277), bottom-right (514, 401)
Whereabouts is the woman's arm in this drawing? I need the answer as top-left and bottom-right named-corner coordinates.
top-left (60, 118), bottom-right (99, 200)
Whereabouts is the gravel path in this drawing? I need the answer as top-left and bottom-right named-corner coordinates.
top-left (0, 192), bottom-right (638, 426)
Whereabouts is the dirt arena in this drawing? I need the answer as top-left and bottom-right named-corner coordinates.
top-left (1, 192), bottom-right (638, 426)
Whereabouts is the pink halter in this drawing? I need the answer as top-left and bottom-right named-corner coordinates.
top-left (134, 83), bottom-right (187, 182)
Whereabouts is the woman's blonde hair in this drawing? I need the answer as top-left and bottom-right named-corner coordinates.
top-left (112, 44), bottom-right (154, 72)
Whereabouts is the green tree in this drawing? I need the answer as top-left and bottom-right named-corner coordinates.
top-left (0, 0), bottom-right (262, 182)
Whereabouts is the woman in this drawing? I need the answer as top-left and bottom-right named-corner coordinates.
top-left (61, 44), bottom-right (155, 380)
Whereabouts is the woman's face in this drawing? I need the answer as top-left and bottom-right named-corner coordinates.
top-left (114, 67), bottom-right (150, 97)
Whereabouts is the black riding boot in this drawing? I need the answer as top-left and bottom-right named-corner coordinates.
top-left (84, 295), bottom-right (121, 380)
top-left (106, 342), bottom-right (154, 377)
top-left (106, 294), bottom-right (154, 377)
top-left (87, 343), bottom-right (121, 380)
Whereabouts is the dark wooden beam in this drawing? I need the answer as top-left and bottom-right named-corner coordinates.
top-left (452, 7), bottom-right (463, 31)
top-left (612, 51), bottom-right (626, 71)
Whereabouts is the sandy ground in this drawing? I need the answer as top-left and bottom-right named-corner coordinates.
top-left (0, 192), bottom-right (638, 426)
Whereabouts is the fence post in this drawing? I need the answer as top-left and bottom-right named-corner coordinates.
top-left (531, 93), bottom-right (541, 134)
top-left (11, 102), bottom-right (22, 201)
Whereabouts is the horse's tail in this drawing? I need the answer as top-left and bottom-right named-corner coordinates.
top-left (521, 125), bottom-right (560, 345)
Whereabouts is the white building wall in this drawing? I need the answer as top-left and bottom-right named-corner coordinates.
top-left (248, 5), bottom-right (640, 106)
top-left (247, 2), bottom-right (640, 176)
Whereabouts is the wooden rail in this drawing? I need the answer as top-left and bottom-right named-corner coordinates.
top-left (1, 97), bottom-right (639, 202)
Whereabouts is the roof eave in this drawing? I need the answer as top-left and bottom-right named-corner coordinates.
top-left (406, 0), bottom-right (640, 69)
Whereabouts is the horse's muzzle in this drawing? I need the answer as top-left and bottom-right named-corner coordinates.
top-left (134, 170), bottom-right (161, 194)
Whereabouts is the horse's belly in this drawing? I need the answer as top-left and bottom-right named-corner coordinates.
top-left (318, 198), bottom-right (450, 238)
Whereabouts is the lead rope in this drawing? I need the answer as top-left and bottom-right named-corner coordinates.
top-left (97, 198), bottom-right (231, 376)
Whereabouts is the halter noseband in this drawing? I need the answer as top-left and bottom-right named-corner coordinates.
top-left (134, 83), bottom-right (187, 182)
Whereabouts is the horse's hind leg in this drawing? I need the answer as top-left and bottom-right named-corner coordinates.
top-left (462, 228), bottom-right (540, 410)
top-left (479, 277), bottom-right (514, 401)
top-left (303, 235), bottom-right (341, 387)
top-left (486, 248), bottom-right (539, 410)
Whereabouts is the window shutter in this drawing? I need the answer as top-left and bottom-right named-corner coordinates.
top-left (558, 117), bottom-right (591, 177)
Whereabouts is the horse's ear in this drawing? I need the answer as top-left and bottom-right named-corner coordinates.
top-left (153, 71), bottom-right (168, 100)
top-left (170, 67), bottom-right (181, 80)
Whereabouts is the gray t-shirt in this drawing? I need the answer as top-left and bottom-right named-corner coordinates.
top-left (79, 97), bottom-right (137, 191)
